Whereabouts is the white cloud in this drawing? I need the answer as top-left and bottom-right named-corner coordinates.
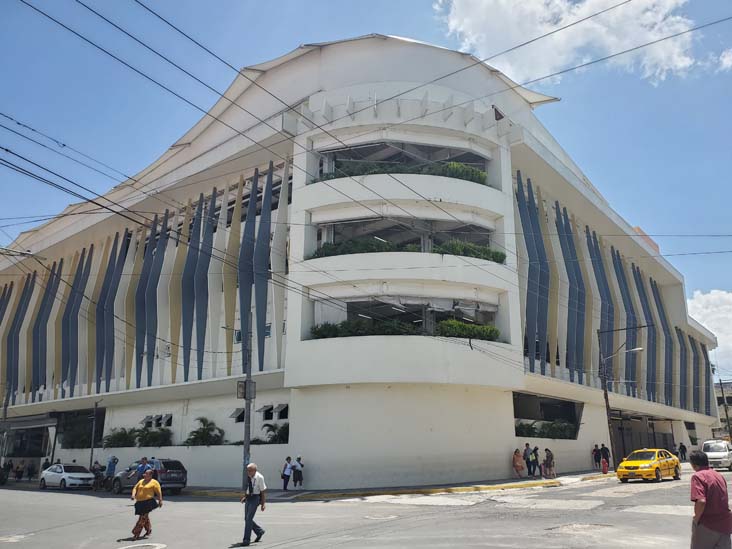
top-left (687, 290), bottom-right (732, 372)
top-left (718, 48), bottom-right (732, 72)
top-left (435, 0), bottom-right (696, 84)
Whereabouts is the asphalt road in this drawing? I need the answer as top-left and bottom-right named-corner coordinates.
top-left (0, 468), bottom-right (718, 548)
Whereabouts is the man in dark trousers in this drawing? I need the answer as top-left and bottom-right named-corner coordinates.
top-left (240, 463), bottom-right (266, 546)
top-left (689, 450), bottom-right (732, 548)
top-left (680, 442), bottom-right (688, 462)
top-left (600, 444), bottom-right (611, 467)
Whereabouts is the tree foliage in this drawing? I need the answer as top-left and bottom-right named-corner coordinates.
top-left (184, 417), bottom-right (225, 446)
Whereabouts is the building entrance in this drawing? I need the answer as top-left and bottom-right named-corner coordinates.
top-left (610, 412), bottom-right (676, 460)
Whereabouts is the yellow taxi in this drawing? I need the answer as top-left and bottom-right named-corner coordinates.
top-left (616, 448), bottom-right (681, 483)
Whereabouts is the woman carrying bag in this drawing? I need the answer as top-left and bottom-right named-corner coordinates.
top-left (130, 469), bottom-right (163, 540)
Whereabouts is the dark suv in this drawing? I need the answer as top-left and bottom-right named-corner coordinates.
top-left (112, 458), bottom-right (187, 495)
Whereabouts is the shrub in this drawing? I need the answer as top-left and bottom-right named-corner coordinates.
top-left (314, 160), bottom-right (489, 186)
top-left (537, 420), bottom-right (577, 440)
top-left (136, 427), bottom-right (173, 448)
top-left (435, 319), bottom-right (500, 341)
top-left (184, 417), bottom-right (225, 446)
top-left (515, 421), bottom-right (537, 437)
top-left (311, 319), bottom-right (418, 339)
top-left (262, 423), bottom-right (289, 444)
top-left (309, 238), bottom-right (505, 264)
top-left (103, 428), bottom-right (139, 448)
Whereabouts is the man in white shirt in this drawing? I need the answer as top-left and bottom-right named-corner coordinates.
top-left (292, 456), bottom-right (304, 489)
top-left (240, 463), bottom-right (266, 546)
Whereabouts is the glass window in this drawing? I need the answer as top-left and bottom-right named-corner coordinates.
top-left (703, 442), bottom-right (728, 453)
top-left (627, 451), bottom-right (657, 461)
top-left (63, 465), bottom-right (90, 473)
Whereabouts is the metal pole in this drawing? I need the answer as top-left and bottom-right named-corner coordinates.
top-left (242, 330), bottom-right (253, 491)
top-left (719, 380), bottom-right (732, 441)
top-left (89, 401), bottom-right (98, 470)
top-left (598, 329), bottom-right (619, 470)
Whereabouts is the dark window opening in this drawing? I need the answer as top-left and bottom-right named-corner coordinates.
top-left (513, 392), bottom-right (582, 440)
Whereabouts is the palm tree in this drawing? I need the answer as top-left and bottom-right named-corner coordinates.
top-left (261, 422), bottom-right (289, 444)
top-left (184, 417), bottom-right (225, 446)
top-left (103, 427), bottom-right (139, 448)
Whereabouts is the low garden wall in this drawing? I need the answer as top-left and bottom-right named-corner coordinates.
top-left (55, 443), bottom-right (294, 489)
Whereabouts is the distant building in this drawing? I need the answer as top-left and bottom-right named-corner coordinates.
top-left (0, 35), bottom-right (719, 488)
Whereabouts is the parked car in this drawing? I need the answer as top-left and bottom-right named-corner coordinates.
top-left (616, 448), bottom-right (681, 483)
top-left (40, 464), bottom-right (95, 490)
top-left (701, 440), bottom-right (732, 470)
top-left (112, 458), bottom-right (187, 495)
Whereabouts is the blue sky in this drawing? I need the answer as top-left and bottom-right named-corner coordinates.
top-left (0, 2), bottom-right (730, 303)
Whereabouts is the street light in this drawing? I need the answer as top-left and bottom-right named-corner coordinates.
top-left (597, 332), bottom-right (645, 471)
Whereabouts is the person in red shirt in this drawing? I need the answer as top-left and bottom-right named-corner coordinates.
top-left (689, 450), bottom-right (732, 549)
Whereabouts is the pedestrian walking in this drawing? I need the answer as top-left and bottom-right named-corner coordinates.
top-left (512, 449), bottom-right (525, 478)
top-left (292, 456), bottom-right (305, 488)
top-left (532, 446), bottom-right (540, 478)
top-left (41, 458), bottom-right (50, 471)
top-left (600, 444), bottom-right (611, 467)
top-left (523, 443), bottom-right (533, 477)
top-left (680, 443), bottom-right (688, 462)
top-left (544, 449), bottom-right (556, 479)
top-left (129, 456), bottom-right (152, 482)
top-left (26, 461), bottom-right (36, 482)
top-left (240, 463), bottom-right (266, 546)
top-left (592, 444), bottom-right (602, 469)
top-left (281, 456), bottom-right (293, 491)
top-left (130, 469), bottom-right (163, 541)
top-left (15, 461), bottom-right (24, 481)
top-left (689, 450), bottom-right (732, 548)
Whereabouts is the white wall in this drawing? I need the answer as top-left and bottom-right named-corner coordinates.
top-left (103, 390), bottom-right (291, 446)
top-left (289, 383), bottom-right (517, 489)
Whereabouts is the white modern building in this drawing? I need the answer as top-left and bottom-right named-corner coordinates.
top-left (0, 35), bottom-right (717, 489)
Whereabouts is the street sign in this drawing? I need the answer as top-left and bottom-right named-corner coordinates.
top-left (237, 380), bottom-right (256, 400)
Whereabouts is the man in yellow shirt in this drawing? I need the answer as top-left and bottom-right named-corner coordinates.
top-left (131, 469), bottom-right (163, 540)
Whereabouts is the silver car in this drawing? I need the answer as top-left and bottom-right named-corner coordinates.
top-left (111, 458), bottom-right (187, 495)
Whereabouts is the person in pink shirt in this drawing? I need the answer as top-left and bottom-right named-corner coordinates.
top-left (689, 450), bottom-right (732, 548)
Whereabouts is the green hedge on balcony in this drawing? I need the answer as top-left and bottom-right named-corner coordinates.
top-left (308, 238), bottom-right (506, 264)
top-left (311, 319), bottom-right (418, 339)
top-left (314, 160), bottom-right (488, 186)
top-left (310, 318), bottom-right (500, 341)
top-left (435, 319), bottom-right (500, 341)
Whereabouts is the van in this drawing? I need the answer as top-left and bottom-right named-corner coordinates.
top-left (701, 440), bottom-right (732, 470)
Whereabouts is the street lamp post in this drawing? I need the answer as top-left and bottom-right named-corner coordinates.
top-left (597, 326), bottom-right (647, 470)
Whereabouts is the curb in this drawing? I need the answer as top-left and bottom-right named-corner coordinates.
top-left (186, 472), bottom-right (610, 501)
top-left (294, 479), bottom-right (561, 501)
top-left (579, 473), bottom-right (614, 482)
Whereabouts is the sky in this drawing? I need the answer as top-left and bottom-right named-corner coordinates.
top-left (0, 0), bottom-right (731, 367)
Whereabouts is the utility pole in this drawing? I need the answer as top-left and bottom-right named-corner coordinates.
top-left (240, 329), bottom-right (255, 491)
top-left (719, 380), bottom-right (732, 441)
top-left (89, 401), bottom-right (100, 470)
top-left (597, 325), bottom-right (648, 469)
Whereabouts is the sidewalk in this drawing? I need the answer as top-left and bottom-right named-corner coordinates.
top-left (1, 470), bottom-right (617, 500)
top-left (187, 469), bottom-right (615, 501)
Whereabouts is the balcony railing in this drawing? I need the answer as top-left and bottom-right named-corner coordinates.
top-left (313, 160), bottom-right (489, 186)
top-left (309, 238), bottom-right (506, 264)
top-left (311, 318), bottom-right (500, 341)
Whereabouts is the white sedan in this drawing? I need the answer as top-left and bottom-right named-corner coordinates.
top-left (40, 464), bottom-right (95, 490)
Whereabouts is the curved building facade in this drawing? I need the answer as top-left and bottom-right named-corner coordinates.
top-left (0, 35), bottom-right (717, 488)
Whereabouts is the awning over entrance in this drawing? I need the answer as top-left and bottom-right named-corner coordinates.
top-left (3, 413), bottom-right (57, 431)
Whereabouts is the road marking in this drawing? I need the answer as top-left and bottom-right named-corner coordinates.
top-left (119, 543), bottom-right (167, 549)
top-left (364, 515), bottom-right (399, 520)
top-left (0, 534), bottom-right (32, 543)
top-left (621, 505), bottom-right (692, 516)
top-left (489, 495), bottom-right (605, 510)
